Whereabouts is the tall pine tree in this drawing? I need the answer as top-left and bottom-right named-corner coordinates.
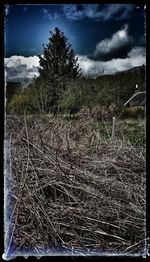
top-left (37, 27), bottom-right (80, 114)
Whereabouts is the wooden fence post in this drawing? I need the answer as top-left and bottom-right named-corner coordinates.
top-left (111, 116), bottom-right (116, 139)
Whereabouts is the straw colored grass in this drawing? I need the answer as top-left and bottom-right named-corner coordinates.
top-left (5, 114), bottom-right (146, 256)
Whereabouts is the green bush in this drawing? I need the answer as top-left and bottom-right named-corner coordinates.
top-left (60, 81), bottom-right (83, 116)
top-left (6, 88), bottom-right (36, 114)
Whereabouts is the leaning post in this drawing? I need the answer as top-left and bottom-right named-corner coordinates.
top-left (111, 116), bottom-right (116, 140)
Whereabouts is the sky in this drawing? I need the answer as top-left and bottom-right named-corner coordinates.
top-left (4, 4), bottom-right (146, 84)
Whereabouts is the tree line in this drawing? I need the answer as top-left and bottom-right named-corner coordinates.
top-left (6, 27), bottom-right (145, 116)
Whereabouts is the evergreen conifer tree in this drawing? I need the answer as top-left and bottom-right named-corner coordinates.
top-left (38, 27), bottom-right (80, 114)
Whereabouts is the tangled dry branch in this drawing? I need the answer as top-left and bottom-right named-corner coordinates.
top-left (4, 114), bottom-right (146, 257)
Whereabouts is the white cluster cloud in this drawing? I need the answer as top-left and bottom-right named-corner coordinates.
top-left (78, 46), bottom-right (145, 77)
top-left (89, 25), bottom-right (133, 61)
top-left (4, 47), bottom-right (145, 84)
top-left (62, 4), bottom-right (135, 21)
top-left (5, 56), bottom-right (40, 84)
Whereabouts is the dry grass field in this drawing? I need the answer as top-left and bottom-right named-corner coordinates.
top-left (4, 114), bottom-right (146, 257)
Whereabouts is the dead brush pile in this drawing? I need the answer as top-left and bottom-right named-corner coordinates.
top-left (77, 104), bottom-right (118, 121)
top-left (5, 114), bottom-right (146, 256)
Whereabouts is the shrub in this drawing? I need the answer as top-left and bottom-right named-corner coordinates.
top-left (6, 88), bottom-right (36, 114)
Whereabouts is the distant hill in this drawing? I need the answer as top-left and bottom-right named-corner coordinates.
top-left (95, 65), bottom-right (145, 80)
top-left (86, 64), bottom-right (146, 108)
top-left (95, 65), bottom-right (145, 90)
top-left (114, 65), bottom-right (145, 76)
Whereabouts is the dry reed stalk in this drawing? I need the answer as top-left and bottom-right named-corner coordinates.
top-left (4, 114), bottom-right (146, 257)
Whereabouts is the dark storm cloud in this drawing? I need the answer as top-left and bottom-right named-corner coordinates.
top-left (88, 25), bottom-right (133, 61)
top-left (138, 36), bottom-right (146, 46)
top-left (62, 4), bottom-right (135, 21)
top-left (78, 46), bottom-right (146, 76)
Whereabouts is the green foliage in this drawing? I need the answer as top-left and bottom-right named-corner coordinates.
top-left (6, 87), bottom-right (37, 114)
top-left (39, 27), bottom-right (80, 80)
top-left (94, 69), bottom-right (145, 110)
top-left (37, 27), bottom-right (81, 114)
top-left (60, 79), bottom-right (101, 116)
top-left (58, 66), bottom-right (145, 116)
top-left (60, 81), bottom-right (82, 115)
top-left (29, 79), bottom-right (51, 113)
top-left (6, 82), bottom-right (21, 104)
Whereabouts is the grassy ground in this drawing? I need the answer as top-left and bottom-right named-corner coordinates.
top-left (5, 114), bottom-right (146, 257)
